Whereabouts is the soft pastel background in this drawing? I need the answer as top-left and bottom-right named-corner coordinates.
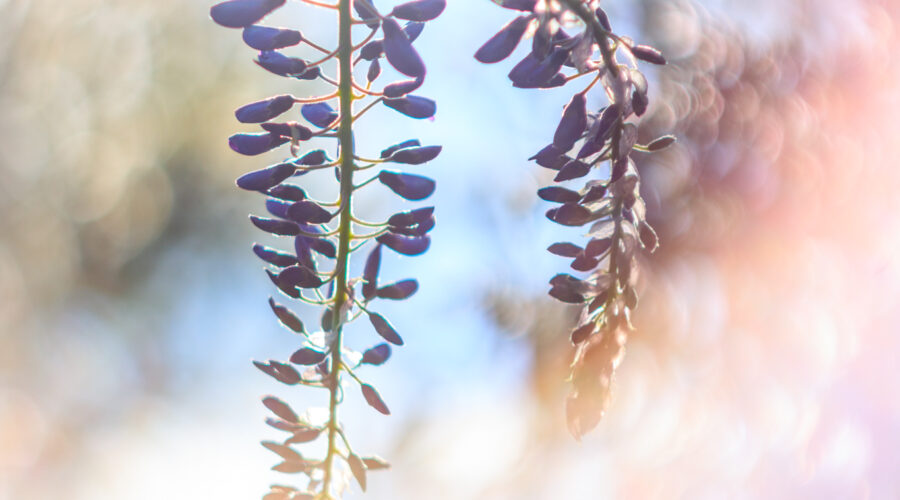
top-left (1, 0), bottom-right (899, 498)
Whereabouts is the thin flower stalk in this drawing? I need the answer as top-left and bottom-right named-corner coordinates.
top-left (211, 0), bottom-right (444, 497)
top-left (475, 0), bottom-right (673, 439)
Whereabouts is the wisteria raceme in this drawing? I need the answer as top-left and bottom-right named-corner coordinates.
top-left (211, 0), bottom-right (442, 497)
top-left (476, 0), bottom-right (673, 439)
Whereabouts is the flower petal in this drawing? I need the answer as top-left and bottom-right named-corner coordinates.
top-left (475, 15), bottom-right (531, 63)
top-left (210, 0), bottom-right (285, 28)
top-left (236, 162), bottom-right (296, 191)
top-left (377, 171), bottom-right (435, 200)
top-left (383, 95), bottom-right (436, 119)
top-left (242, 25), bottom-right (303, 50)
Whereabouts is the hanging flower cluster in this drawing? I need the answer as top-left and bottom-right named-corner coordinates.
top-left (211, 0), bottom-right (444, 497)
top-left (476, 0), bottom-right (673, 439)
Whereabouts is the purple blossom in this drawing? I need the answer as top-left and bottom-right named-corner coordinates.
top-left (242, 25), bottom-right (303, 50)
top-left (210, 0), bottom-right (285, 29)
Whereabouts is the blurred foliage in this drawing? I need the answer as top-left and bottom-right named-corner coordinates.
top-left (2, 0), bottom-right (899, 498)
top-left (482, 0), bottom-right (900, 497)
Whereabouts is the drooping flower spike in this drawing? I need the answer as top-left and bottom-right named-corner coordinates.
top-left (211, 0), bottom-right (444, 497)
top-left (476, 0), bottom-right (674, 439)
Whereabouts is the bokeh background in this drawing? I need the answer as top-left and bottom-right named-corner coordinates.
top-left (1, 0), bottom-right (899, 498)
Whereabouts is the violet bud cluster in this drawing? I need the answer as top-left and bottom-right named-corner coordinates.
top-left (476, 0), bottom-right (673, 439)
top-left (211, 0), bottom-right (444, 496)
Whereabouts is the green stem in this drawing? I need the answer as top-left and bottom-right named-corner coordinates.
top-left (321, 0), bottom-right (354, 496)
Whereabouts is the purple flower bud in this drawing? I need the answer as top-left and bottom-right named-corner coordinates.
top-left (242, 25), bottom-right (303, 50)
top-left (362, 456), bottom-right (389, 470)
top-left (254, 360), bottom-right (301, 385)
top-left (378, 171), bottom-right (435, 200)
top-left (541, 73), bottom-right (567, 89)
top-left (383, 95), bottom-right (436, 119)
top-left (255, 50), bottom-right (307, 76)
top-left (253, 360), bottom-right (279, 379)
top-left (269, 297), bottom-right (305, 332)
top-left (387, 145), bottom-right (441, 164)
top-left (554, 93), bottom-right (588, 151)
top-left (571, 323), bottom-right (595, 344)
top-left (210, 0), bottom-right (285, 29)
top-left (538, 186), bottom-right (580, 203)
top-left (261, 122), bottom-right (313, 141)
top-left (592, 104), bottom-right (619, 143)
top-left (290, 347), bottom-right (327, 365)
top-left (390, 0), bottom-right (445, 22)
top-left (548, 273), bottom-right (590, 302)
top-left (383, 76), bottom-right (424, 98)
top-left (361, 343), bottom-right (391, 366)
top-left (285, 427), bottom-right (322, 444)
top-left (500, 0), bottom-right (536, 11)
top-left (301, 231), bottom-right (336, 259)
top-left (296, 149), bottom-right (330, 166)
top-left (475, 15), bottom-right (531, 63)
top-left (387, 206), bottom-right (434, 227)
top-left (376, 233), bottom-right (430, 256)
top-left (266, 269), bottom-right (301, 298)
top-left (546, 203), bottom-right (592, 226)
top-left (362, 22), bottom-right (425, 62)
top-left (362, 243), bottom-right (382, 300)
top-left (349, 453), bottom-right (367, 491)
top-left (549, 286), bottom-right (585, 304)
top-left (229, 132), bottom-right (289, 156)
top-left (381, 140), bottom-right (421, 159)
top-left (585, 238), bottom-right (611, 258)
top-left (530, 144), bottom-right (569, 170)
top-left (576, 138), bottom-right (604, 159)
top-left (354, 0), bottom-right (381, 29)
top-left (382, 18), bottom-right (426, 78)
top-left (293, 238), bottom-right (317, 273)
top-left (509, 47), bottom-right (569, 88)
top-left (361, 383), bottom-right (391, 415)
top-left (278, 265), bottom-right (324, 290)
top-left (263, 395), bottom-right (298, 422)
top-left (646, 135), bottom-right (676, 151)
top-left (267, 201), bottom-right (293, 223)
top-left (235, 94), bottom-right (295, 123)
top-left (531, 21), bottom-right (554, 60)
top-left (297, 66), bottom-right (321, 80)
top-left (250, 215), bottom-right (300, 236)
top-left (262, 441), bottom-right (304, 463)
top-left (554, 159), bottom-right (590, 182)
top-left (376, 279), bottom-right (418, 300)
top-left (287, 201), bottom-right (333, 224)
top-left (254, 244), bottom-right (298, 267)
top-left (367, 59), bottom-right (381, 83)
top-left (369, 312), bottom-right (403, 345)
top-left (632, 88), bottom-right (648, 116)
top-left (631, 44), bottom-right (666, 65)
top-left (388, 215), bottom-right (434, 236)
top-left (360, 40), bottom-right (384, 61)
top-left (595, 7), bottom-right (612, 32)
top-left (404, 21), bottom-right (425, 41)
top-left (236, 162), bottom-right (296, 191)
top-left (570, 254), bottom-right (599, 272)
top-left (301, 102), bottom-right (338, 128)
top-left (548, 242), bottom-right (582, 257)
top-left (265, 414), bottom-right (304, 432)
top-left (267, 184), bottom-right (306, 201)
top-left (580, 180), bottom-right (606, 203)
